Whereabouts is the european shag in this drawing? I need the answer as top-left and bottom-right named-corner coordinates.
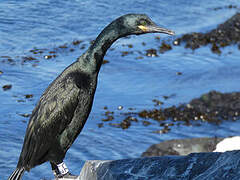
top-left (8, 14), bottom-right (174, 180)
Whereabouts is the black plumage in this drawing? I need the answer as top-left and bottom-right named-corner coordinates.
top-left (8, 14), bottom-right (174, 180)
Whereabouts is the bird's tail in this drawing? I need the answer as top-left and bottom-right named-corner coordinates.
top-left (8, 168), bottom-right (25, 180)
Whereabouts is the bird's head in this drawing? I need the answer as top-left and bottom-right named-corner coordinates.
top-left (118, 14), bottom-right (175, 36)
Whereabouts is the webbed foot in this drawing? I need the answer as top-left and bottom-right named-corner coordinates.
top-left (55, 172), bottom-right (78, 179)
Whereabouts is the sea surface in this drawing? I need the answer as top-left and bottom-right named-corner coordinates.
top-left (1, 0), bottom-right (240, 179)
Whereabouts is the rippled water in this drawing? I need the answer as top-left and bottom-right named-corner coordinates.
top-left (1, 0), bottom-right (240, 179)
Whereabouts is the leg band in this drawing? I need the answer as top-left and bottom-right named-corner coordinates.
top-left (57, 162), bottom-right (69, 175)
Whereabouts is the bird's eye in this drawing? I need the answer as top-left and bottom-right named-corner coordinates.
top-left (139, 19), bottom-right (147, 26)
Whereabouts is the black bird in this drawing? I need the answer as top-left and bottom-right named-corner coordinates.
top-left (8, 14), bottom-right (174, 180)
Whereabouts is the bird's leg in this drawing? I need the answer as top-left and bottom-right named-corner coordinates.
top-left (50, 162), bottom-right (78, 179)
top-left (51, 161), bottom-right (69, 177)
top-left (57, 162), bottom-right (69, 176)
top-left (51, 162), bottom-right (59, 177)
top-left (51, 162), bottom-right (68, 178)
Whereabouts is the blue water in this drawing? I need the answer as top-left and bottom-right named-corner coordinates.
top-left (1, 0), bottom-right (240, 179)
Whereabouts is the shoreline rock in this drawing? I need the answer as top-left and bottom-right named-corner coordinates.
top-left (142, 136), bottom-right (240, 157)
top-left (78, 151), bottom-right (240, 180)
top-left (141, 137), bottom-right (224, 157)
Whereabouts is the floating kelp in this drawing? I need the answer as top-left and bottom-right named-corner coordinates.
top-left (175, 13), bottom-right (240, 54)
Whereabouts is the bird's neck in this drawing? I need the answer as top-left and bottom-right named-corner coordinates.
top-left (79, 20), bottom-right (126, 74)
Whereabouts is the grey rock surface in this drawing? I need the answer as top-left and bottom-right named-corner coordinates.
top-left (142, 137), bottom-right (224, 157)
top-left (78, 150), bottom-right (240, 180)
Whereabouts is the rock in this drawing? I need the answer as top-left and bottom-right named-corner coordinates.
top-left (142, 136), bottom-right (240, 157)
top-left (79, 151), bottom-right (240, 180)
top-left (214, 136), bottom-right (240, 152)
top-left (142, 137), bottom-right (224, 157)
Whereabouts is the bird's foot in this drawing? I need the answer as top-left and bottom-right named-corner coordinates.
top-left (52, 162), bottom-right (78, 179)
top-left (55, 172), bottom-right (79, 180)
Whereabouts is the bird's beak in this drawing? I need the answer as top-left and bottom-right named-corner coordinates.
top-left (138, 25), bottom-right (175, 35)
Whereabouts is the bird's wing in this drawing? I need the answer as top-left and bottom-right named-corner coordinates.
top-left (19, 74), bottom-right (81, 167)
top-left (32, 76), bottom-right (80, 136)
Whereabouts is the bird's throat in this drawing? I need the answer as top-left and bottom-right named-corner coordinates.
top-left (85, 21), bottom-right (122, 73)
